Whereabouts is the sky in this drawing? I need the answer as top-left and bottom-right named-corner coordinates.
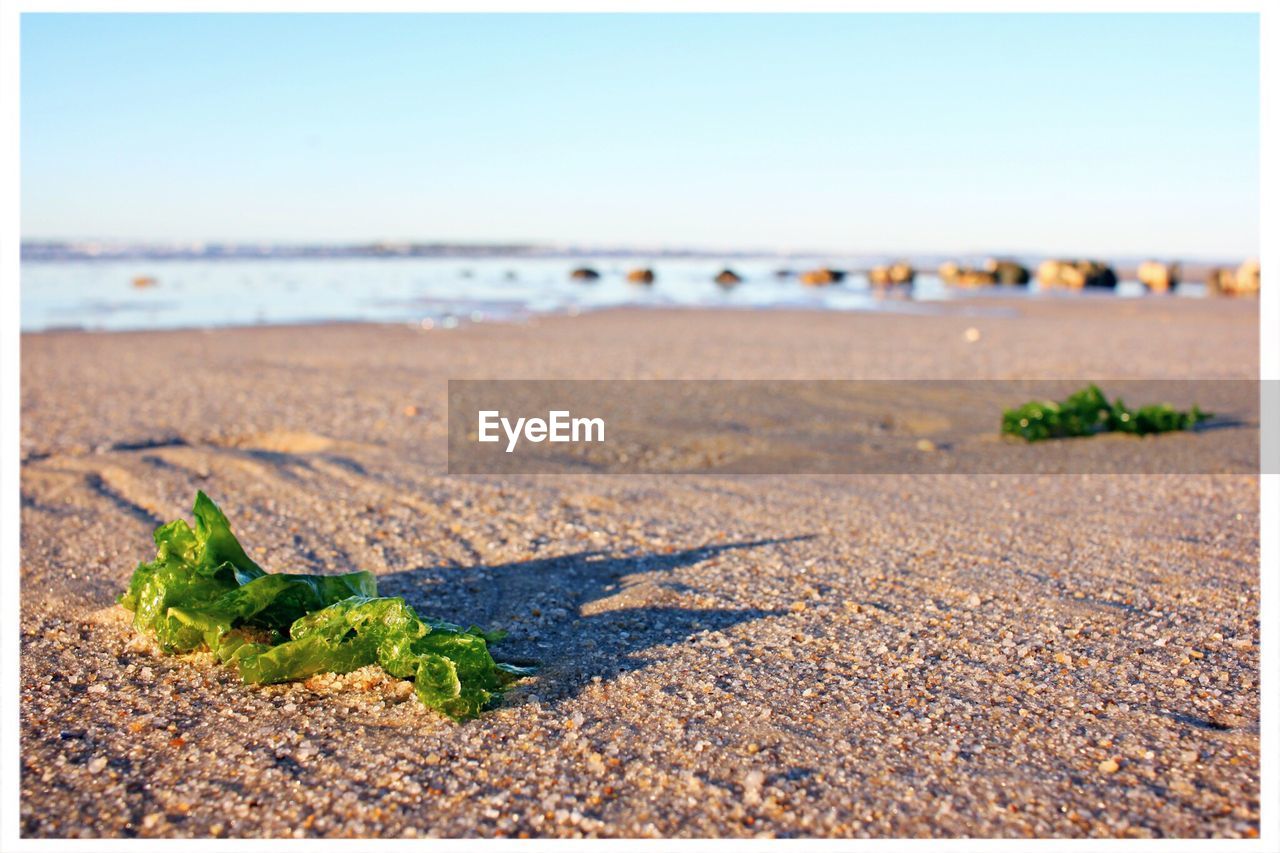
top-left (20, 13), bottom-right (1260, 258)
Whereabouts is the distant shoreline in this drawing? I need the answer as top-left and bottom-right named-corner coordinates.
top-left (21, 255), bottom-right (1254, 334)
top-left (19, 241), bottom-right (1254, 271)
top-left (18, 293), bottom-right (1252, 339)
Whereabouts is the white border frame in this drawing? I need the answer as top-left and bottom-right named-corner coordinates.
top-left (1, 2), bottom-right (1273, 850)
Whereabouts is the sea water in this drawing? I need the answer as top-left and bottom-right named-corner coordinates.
top-left (20, 255), bottom-right (1158, 332)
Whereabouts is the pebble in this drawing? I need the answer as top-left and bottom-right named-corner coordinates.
top-left (743, 770), bottom-right (765, 805)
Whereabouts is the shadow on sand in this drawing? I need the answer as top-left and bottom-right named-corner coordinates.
top-left (379, 536), bottom-right (812, 702)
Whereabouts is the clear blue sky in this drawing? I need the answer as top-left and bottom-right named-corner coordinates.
top-left (21, 13), bottom-right (1259, 258)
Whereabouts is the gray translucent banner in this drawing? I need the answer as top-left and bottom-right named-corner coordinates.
top-left (448, 380), bottom-right (1261, 474)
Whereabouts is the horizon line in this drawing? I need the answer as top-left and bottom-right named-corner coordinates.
top-left (18, 238), bottom-right (1258, 266)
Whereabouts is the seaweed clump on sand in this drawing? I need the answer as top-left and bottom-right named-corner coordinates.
top-left (1002, 384), bottom-right (1210, 442)
top-left (119, 491), bottom-right (531, 720)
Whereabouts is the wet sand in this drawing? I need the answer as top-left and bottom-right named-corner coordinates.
top-left (19, 297), bottom-right (1260, 838)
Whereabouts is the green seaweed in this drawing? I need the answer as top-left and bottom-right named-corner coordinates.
top-left (119, 491), bottom-right (531, 720)
top-left (1002, 384), bottom-right (1209, 442)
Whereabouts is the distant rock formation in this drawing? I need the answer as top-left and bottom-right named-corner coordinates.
top-left (868, 262), bottom-right (916, 287)
top-left (937, 259), bottom-right (1030, 287)
top-left (1206, 267), bottom-right (1233, 294)
top-left (1037, 259), bottom-right (1118, 289)
top-left (987, 259), bottom-right (1031, 286)
top-left (1208, 260), bottom-right (1260, 296)
top-left (798, 267), bottom-right (847, 286)
top-left (1137, 261), bottom-right (1180, 293)
top-left (1236, 259), bottom-right (1261, 294)
top-left (938, 262), bottom-right (996, 287)
top-left (570, 267), bottom-right (601, 282)
top-left (626, 268), bottom-right (656, 285)
top-left (714, 268), bottom-right (743, 287)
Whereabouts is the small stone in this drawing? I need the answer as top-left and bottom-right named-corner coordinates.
top-left (743, 770), bottom-right (765, 805)
top-left (1098, 758), bottom-right (1120, 774)
top-left (916, 439), bottom-right (937, 452)
top-left (964, 593), bottom-right (981, 608)
top-left (142, 812), bottom-right (165, 830)
top-left (87, 756), bottom-right (108, 774)
top-left (86, 683), bottom-right (108, 695)
top-left (1054, 652), bottom-right (1072, 666)
top-left (964, 327), bottom-right (982, 343)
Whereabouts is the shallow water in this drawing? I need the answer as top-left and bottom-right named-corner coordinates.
top-left (21, 255), bottom-right (1168, 332)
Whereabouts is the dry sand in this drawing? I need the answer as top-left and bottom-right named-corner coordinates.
top-left (19, 297), bottom-right (1260, 838)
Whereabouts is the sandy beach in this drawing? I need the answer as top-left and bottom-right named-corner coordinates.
top-left (18, 296), bottom-right (1260, 838)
